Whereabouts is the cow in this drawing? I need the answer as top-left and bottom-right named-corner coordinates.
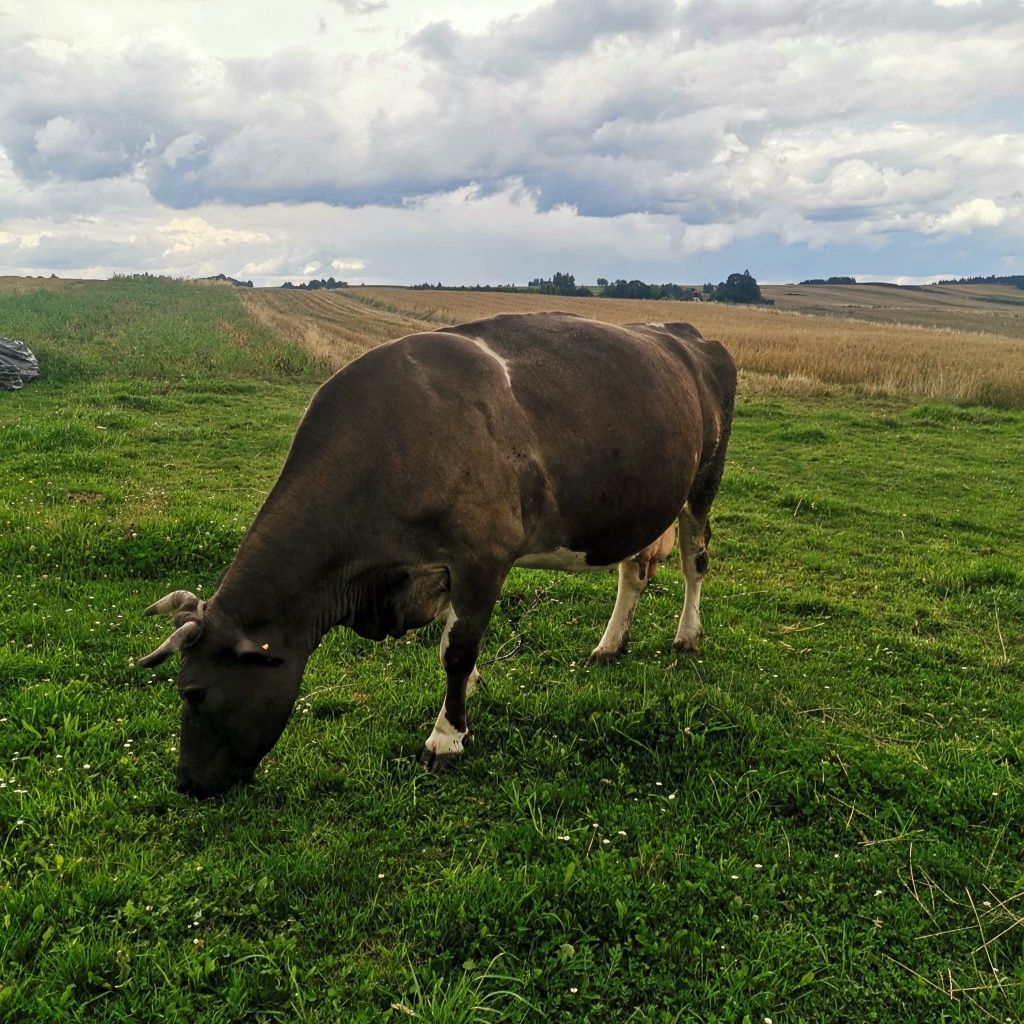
top-left (138, 311), bottom-right (736, 798)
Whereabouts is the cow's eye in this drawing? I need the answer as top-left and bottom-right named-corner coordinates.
top-left (237, 651), bottom-right (284, 668)
top-left (181, 686), bottom-right (206, 708)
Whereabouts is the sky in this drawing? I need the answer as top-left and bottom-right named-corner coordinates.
top-left (1, 0), bottom-right (1022, 286)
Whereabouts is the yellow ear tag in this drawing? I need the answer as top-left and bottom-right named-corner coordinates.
top-left (261, 642), bottom-right (270, 651)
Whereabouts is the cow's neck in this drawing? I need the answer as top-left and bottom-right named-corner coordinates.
top-left (211, 500), bottom-right (356, 655)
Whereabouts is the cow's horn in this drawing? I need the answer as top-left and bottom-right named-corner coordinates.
top-left (144, 590), bottom-right (200, 617)
top-left (137, 619), bottom-right (203, 669)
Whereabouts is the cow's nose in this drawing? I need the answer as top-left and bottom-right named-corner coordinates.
top-left (176, 767), bottom-right (199, 796)
top-left (176, 765), bottom-right (252, 799)
top-left (176, 766), bottom-right (220, 799)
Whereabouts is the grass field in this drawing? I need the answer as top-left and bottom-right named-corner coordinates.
top-left (2, 277), bottom-right (1023, 1022)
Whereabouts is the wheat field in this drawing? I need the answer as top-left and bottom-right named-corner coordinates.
top-left (243, 286), bottom-right (1024, 408)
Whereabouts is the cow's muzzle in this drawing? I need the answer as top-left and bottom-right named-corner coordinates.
top-left (176, 764), bottom-right (255, 799)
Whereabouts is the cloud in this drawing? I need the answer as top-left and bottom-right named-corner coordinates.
top-left (410, 0), bottom-right (675, 76)
top-left (157, 215), bottom-right (270, 255)
top-left (33, 115), bottom-right (129, 180)
top-left (161, 132), bottom-right (206, 170)
top-left (1, 0), bottom-right (1023, 283)
top-left (929, 197), bottom-right (1012, 234)
top-left (331, 257), bottom-right (367, 271)
top-left (331, 0), bottom-right (388, 13)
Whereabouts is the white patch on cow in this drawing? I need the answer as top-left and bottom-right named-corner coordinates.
top-left (647, 322), bottom-right (665, 329)
top-left (671, 528), bottom-right (704, 647)
top-left (437, 605), bottom-right (455, 663)
top-left (424, 705), bottom-right (468, 757)
top-left (673, 504), bottom-right (707, 650)
top-left (437, 605), bottom-right (480, 695)
top-left (591, 558), bottom-right (645, 659)
top-left (467, 336), bottom-right (512, 387)
top-left (515, 547), bottom-right (610, 572)
top-left (674, 575), bottom-right (703, 648)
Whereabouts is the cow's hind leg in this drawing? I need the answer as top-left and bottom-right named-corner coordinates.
top-left (589, 558), bottom-right (646, 664)
top-left (590, 526), bottom-right (675, 663)
top-left (673, 505), bottom-right (709, 652)
top-left (673, 410), bottom-right (732, 653)
top-left (420, 567), bottom-right (504, 771)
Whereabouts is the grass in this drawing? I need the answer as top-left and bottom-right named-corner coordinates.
top-left (0, 276), bottom-right (318, 385)
top-left (2, 278), bottom-right (1023, 1022)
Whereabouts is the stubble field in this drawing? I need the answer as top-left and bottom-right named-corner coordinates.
top-left (244, 285), bottom-right (1024, 408)
top-left (762, 282), bottom-right (1024, 340)
top-left (1, 277), bottom-right (1022, 1022)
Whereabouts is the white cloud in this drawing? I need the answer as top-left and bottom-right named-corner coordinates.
top-left (1, 0), bottom-right (1023, 282)
top-left (929, 197), bottom-right (1012, 234)
top-left (34, 116), bottom-right (128, 179)
top-left (162, 133), bottom-right (206, 169)
top-left (158, 216), bottom-right (270, 255)
top-left (332, 0), bottom-right (389, 12)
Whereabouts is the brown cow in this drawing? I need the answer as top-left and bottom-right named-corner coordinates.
top-left (139, 312), bottom-right (736, 796)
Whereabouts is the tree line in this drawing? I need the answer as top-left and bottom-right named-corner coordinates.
top-left (280, 278), bottom-right (349, 290)
top-left (411, 270), bottom-right (770, 304)
top-left (937, 274), bottom-right (1024, 289)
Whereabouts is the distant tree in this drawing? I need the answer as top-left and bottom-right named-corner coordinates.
top-left (280, 277), bottom-right (348, 290)
top-left (532, 271), bottom-right (592, 297)
top-left (709, 270), bottom-right (765, 304)
top-left (937, 273), bottom-right (1024, 290)
top-left (596, 277), bottom-right (608, 287)
top-left (599, 279), bottom-right (699, 301)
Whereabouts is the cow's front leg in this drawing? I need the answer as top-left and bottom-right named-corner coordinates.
top-left (419, 572), bottom-right (502, 771)
top-left (436, 605), bottom-right (481, 696)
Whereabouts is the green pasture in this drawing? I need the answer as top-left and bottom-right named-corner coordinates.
top-left (1, 279), bottom-right (1022, 1022)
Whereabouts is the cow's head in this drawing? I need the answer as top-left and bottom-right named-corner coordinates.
top-left (137, 590), bottom-right (305, 798)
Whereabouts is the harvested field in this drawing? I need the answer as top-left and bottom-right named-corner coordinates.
top-left (251, 286), bottom-right (1024, 408)
top-left (241, 288), bottom-right (436, 371)
top-left (763, 282), bottom-right (1024, 339)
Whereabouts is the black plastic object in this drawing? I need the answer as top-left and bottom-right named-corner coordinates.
top-left (0, 338), bottom-right (40, 391)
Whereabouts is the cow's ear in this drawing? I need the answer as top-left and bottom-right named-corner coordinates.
top-left (234, 636), bottom-right (284, 667)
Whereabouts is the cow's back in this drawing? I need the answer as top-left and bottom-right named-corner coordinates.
top-left (287, 311), bottom-right (732, 568)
